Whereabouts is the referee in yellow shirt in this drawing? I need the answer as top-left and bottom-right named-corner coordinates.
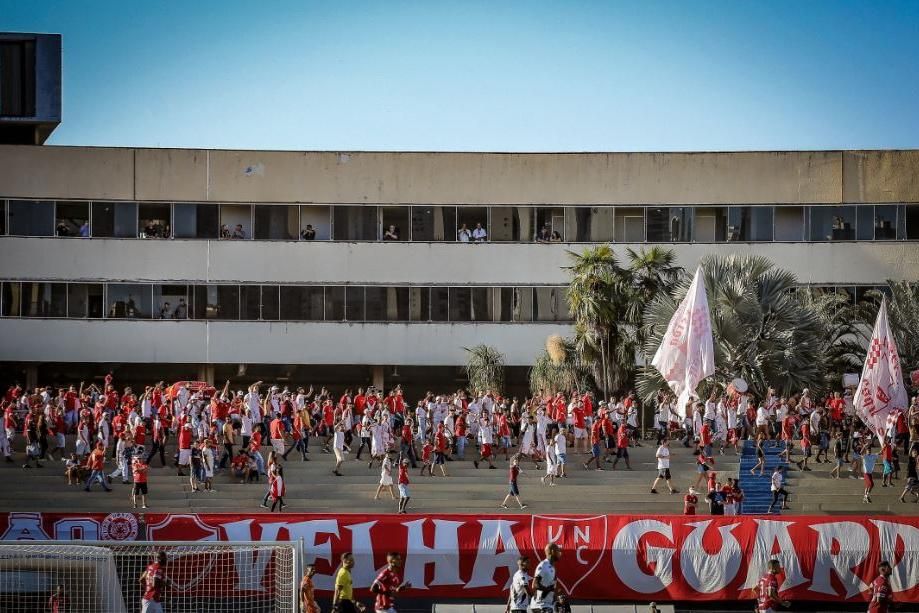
top-left (333, 552), bottom-right (358, 613)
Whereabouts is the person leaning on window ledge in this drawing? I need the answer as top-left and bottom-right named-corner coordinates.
top-left (383, 225), bottom-right (400, 241)
top-left (301, 225), bottom-right (317, 240)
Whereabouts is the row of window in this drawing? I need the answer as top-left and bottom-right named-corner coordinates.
top-left (2, 199), bottom-right (919, 243)
top-left (0, 282), bottom-right (572, 323)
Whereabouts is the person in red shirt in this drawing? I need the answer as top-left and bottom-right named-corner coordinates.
top-left (571, 404), bottom-right (587, 453)
top-left (500, 455), bottom-right (527, 510)
top-left (753, 559), bottom-right (789, 613)
top-left (868, 560), bottom-right (894, 613)
top-left (270, 465), bottom-right (286, 512)
top-left (132, 453), bottom-right (149, 509)
top-left (454, 412), bottom-right (468, 460)
top-left (796, 421), bottom-right (812, 472)
top-left (372, 552), bottom-right (411, 612)
top-left (397, 459), bottom-right (411, 514)
top-left (683, 487), bottom-right (698, 515)
top-left (584, 418), bottom-right (605, 470)
top-left (176, 423), bottom-right (193, 476)
top-left (827, 392), bottom-right (845, 425)
top-left (433, 424), bottom-right (449, 477)
top-left (779, 412), bottom-right (797, 462)
top-left (400, 421), bottom-right (417, 468)
top-left (47, 585), bottom-right (65, 613)
top-left (83, 442), bottom-right (111, 492)
top-left (611, 422), bottom-right (632, 470)
top-left (139, 552), bottom-right (167, 613)
top-left (419, 440), bottom-right (434, 476)
top-left (496, 409), bottom-right (512, 461)
top-left (880, 438), bottom-right (894, 487)
top-left (354, 388), bottom-right (367, 416)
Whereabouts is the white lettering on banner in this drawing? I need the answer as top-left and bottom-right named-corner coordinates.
top-left (53, 519), bottom-right (99, 541)
top-left (1, 513), bottom-right (49, 540)
top-left (611, 519), bottom-right (674, 594)
top-left (548, 525), bottom-right (562, 543)
top-left (680, 521), bottom-right (742, 594)
top-left (466, 520), bottom-right (520, 589)
top-left (282, 520), bottom-right (341, 591)
top-left (742, 520), bottom-right (806, 591)
top-left (403, 519), bottom-right (464, 589)
top-left (810, 522), bottom-right (870, 598)
top-left (574, 526), bottom-right (590, 564)
top-left (872, 520), bottom-right (919, 593)
top-left (344, 521), bottom-right (378, 588)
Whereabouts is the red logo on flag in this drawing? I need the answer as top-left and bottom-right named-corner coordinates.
top-left (530, 515), bottom-right (607, 594)
top-left (876, 387), bottom-right (891, 405)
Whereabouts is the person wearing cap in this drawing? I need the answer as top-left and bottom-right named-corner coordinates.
top-left (753, 559), bottom-right (789, 613)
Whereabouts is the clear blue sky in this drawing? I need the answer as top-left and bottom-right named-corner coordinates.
top-left (5, 1), bottom-right (919, 151)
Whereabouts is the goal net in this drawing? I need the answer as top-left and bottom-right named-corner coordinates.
top-left (0, 541), bottom-right (299, 613)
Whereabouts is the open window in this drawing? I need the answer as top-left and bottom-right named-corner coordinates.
top-left (92, 202), bottom-right (137, 238)
top-left (138, 203), bottom-right (171, 238)
top-left (8, 200), bottom-right (54, 236)
top-left (219, 204), bottom-right (251, 239)
top-left (299, 206), bottom-right (331, 240)
top-left (173, 203), bottom-right (219, 239)
top-left (254, 205), bottom-right (298, 240)
top-left (55, 201), bottom-right (89, 237)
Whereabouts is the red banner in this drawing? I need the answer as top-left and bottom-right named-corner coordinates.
top-left (1, 512), bottom-right (916, 604)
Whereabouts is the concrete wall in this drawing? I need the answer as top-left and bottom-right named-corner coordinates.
top-left (0, 146), bottom-right (917, 205)
top-left (1, 237), bottom-right (917, 285)
top-left (0, 319), bottom-right (569, 366)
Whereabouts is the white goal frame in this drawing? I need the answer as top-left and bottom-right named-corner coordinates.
top-left (0, 540), bottom-right (301, 613)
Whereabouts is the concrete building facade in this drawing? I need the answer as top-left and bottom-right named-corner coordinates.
top-left (1, 145), bottom-right (918, 394)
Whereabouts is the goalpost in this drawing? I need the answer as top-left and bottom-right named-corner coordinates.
top-left (0, 541), bottom-right (300, 613)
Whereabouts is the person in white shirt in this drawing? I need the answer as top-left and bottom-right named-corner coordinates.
top-left (474, 417), bottom-right (496, 469)
top-left (650, 439), bottom-right (677, 494)
top-left (767, 466), bottom-right (789, 513)
top-left (554, 428), bottom-right (568, 478)
top-left (530, 543), bottom-right (561, 612)
top-left (332, 423), bottom-right (345, 477)
top-left (508, 556), bottom-right (533, 613)
top-left (472, 223), bottom-right (487, 242)
top-left (756, 404), bottom-right (770, 440)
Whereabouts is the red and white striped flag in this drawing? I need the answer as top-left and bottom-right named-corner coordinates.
top-left (854, 297), bottom-right (908, 438)
top-left (651, 267), bottom-right (715, 418)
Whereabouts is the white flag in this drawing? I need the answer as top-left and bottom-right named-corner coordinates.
top-left (651, 267), bottom-right (716, 419)
top-left (854, 297), bottom-right (908, 439)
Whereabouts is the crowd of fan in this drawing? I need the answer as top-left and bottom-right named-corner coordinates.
top-left (1, 376), bottom-right (918, 513)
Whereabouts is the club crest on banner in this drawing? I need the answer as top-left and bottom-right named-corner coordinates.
top-left (530, 515), bottom-right (607, 593)
top-left (146, 514), bottom-right (221, 591)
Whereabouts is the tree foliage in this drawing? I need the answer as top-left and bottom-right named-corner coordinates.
top-left (636, 254), bottom-right (863, 401)
top-left (464, 344), bottom-right (506, 395)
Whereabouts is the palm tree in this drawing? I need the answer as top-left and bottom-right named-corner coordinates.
top-left (565, 245), bottom-right (622, 398)
top-left (565, 245), bottom-right (683, 397)
top-left (463, 344), bottom-right (506, 395)
top-left (529, 335), bottom-right (590, 395)
top-left (637, 254), bottom-right (844, 400)
top-left (796, 287), bottom-right (866, 389)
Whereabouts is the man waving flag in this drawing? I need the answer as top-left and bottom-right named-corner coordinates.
top-left (651, 267), bottom-right (715, 419)
top-left (855, 297), bottom-right (908, 438)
